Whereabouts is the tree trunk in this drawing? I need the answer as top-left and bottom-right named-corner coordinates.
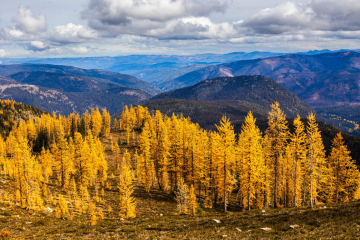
top-left (293, 158), bottom-right (298, 207)
top-left (248, 172), bottom-right (251, 210)
top-left (336, 159), bottom-right (340, 203)
top-left (274, 154), bottom-right (278, 208)
top-left (224, 165), bottom-right (227, 213)
top-left (310, 175), bottom-right (313, 209)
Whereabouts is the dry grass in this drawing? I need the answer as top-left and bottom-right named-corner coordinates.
top-left (1, 130), bottom-right (360, 239)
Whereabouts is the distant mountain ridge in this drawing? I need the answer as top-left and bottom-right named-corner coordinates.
top-left (160, 51), bottom-right (360, 107)
top-left (0, 52), bottom-right (290, 86)
top-left (148, 75), bottom-right (313, 118)
top-left (0, 64), bottom-right (155, 115)
top-left (8, 71), bottom-right (124, 93)
top-left (0, 84), bottom-right (150, 115)
top-left (0, 63), bottom-right (161, 95)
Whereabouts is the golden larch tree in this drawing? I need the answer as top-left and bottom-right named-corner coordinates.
top-left (215, 115), bottom-right (236, 213)
top-left (328, 132), bottom-right (360, 203)
top-left (118, 162), bottom-right (137, 218)
top-left (265, 102), bottom-right (289, 208)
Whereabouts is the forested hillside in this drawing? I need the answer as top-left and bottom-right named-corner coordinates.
top-left (0, 99), bottom-right (44, 137)
top-left (138, 98), bottom-right (268, 130)
top-left (148, 76), bottom-right (313, 118)
top-left (1, 100), bottom-right (360, 239)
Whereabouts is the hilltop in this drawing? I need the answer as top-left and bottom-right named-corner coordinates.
top-left (148, 75), bottom-right (313, 118)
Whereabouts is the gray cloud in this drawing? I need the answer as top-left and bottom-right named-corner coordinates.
top-left (240, 0), bottom-right (360, 34)
top-left (81, 0), bottom-right (230, 39)
top-left (83, 0), bottom-right (228, 26)
top-left (2, 0), bottom-right (360, 57)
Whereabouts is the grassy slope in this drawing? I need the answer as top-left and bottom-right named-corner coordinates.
top-left (1, 130), bottom-right (360, 239)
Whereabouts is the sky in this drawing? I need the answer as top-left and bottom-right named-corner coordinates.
top-left (0, 0), bottom-right (360, 58)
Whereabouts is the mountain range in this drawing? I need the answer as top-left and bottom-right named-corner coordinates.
top-left (160, 51), bottom-right (360, 106)
top-left (4, 50), bottom-right (355, 87)
top-left (0, 64), bottom-right (155, 115)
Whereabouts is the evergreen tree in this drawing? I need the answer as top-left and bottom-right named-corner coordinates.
top-left (118, 162), bottom-right (136, 218)
top-left (215, 115), bottom-right (236, 213)
top-left (305, 112), bottom-right (326, 208)
top-left (328, 132), bottom-right (360, 203)
top-left (265, 102), bottom-right (289, 208)
top-left (238, 112), bottom-right (263, 210)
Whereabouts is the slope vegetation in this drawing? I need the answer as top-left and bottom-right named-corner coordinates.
top-left (122, 98), bottom-right (268, 131)
top-left (0, 99), bottom-right (44, 137)
top-left (149, 76), bottom-right (313, 118)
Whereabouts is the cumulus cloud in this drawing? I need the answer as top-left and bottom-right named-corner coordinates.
top-left (0, 49), bottom-right (7, 57)
top-left (8, 28), bottom-right (25, 39)
top-left (83, 0), bottom-right (228, 26)
top-left (70, 47), bottom-right (89, 54)
top-left (239, 0), bottom-right (360, 34)
top-left (3, 0), bottom-right (360, 56)
top-left (50, 23), bottom-right (99, 44)
top-left (146, 17), bottom-right (236, 40)
top-left (12, 5), bottom-right (46, 34)
top-left (81, 0), bottom-right (230, 39)
top-left (239, 2), bottom-right (314, 34)
top-left (26, 41), bottom-right (48, 51)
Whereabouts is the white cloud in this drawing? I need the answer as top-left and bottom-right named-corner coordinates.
top-left (70, 47), bottom-right (89, 54)
top-left (30, 41), bottom-right (47, 50)
top-left (47, 47), bottom-right (63, 55)
top-left (0, 49), bottom-right (7, 57)
top-left (50, 23), bottom-right (98, 44)
top-left (145, 17), bottom-right (236, 40)
top-left (12, 5), bottom-right (46, 34)
top-left (8, 28), bottom-right (25, 38)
